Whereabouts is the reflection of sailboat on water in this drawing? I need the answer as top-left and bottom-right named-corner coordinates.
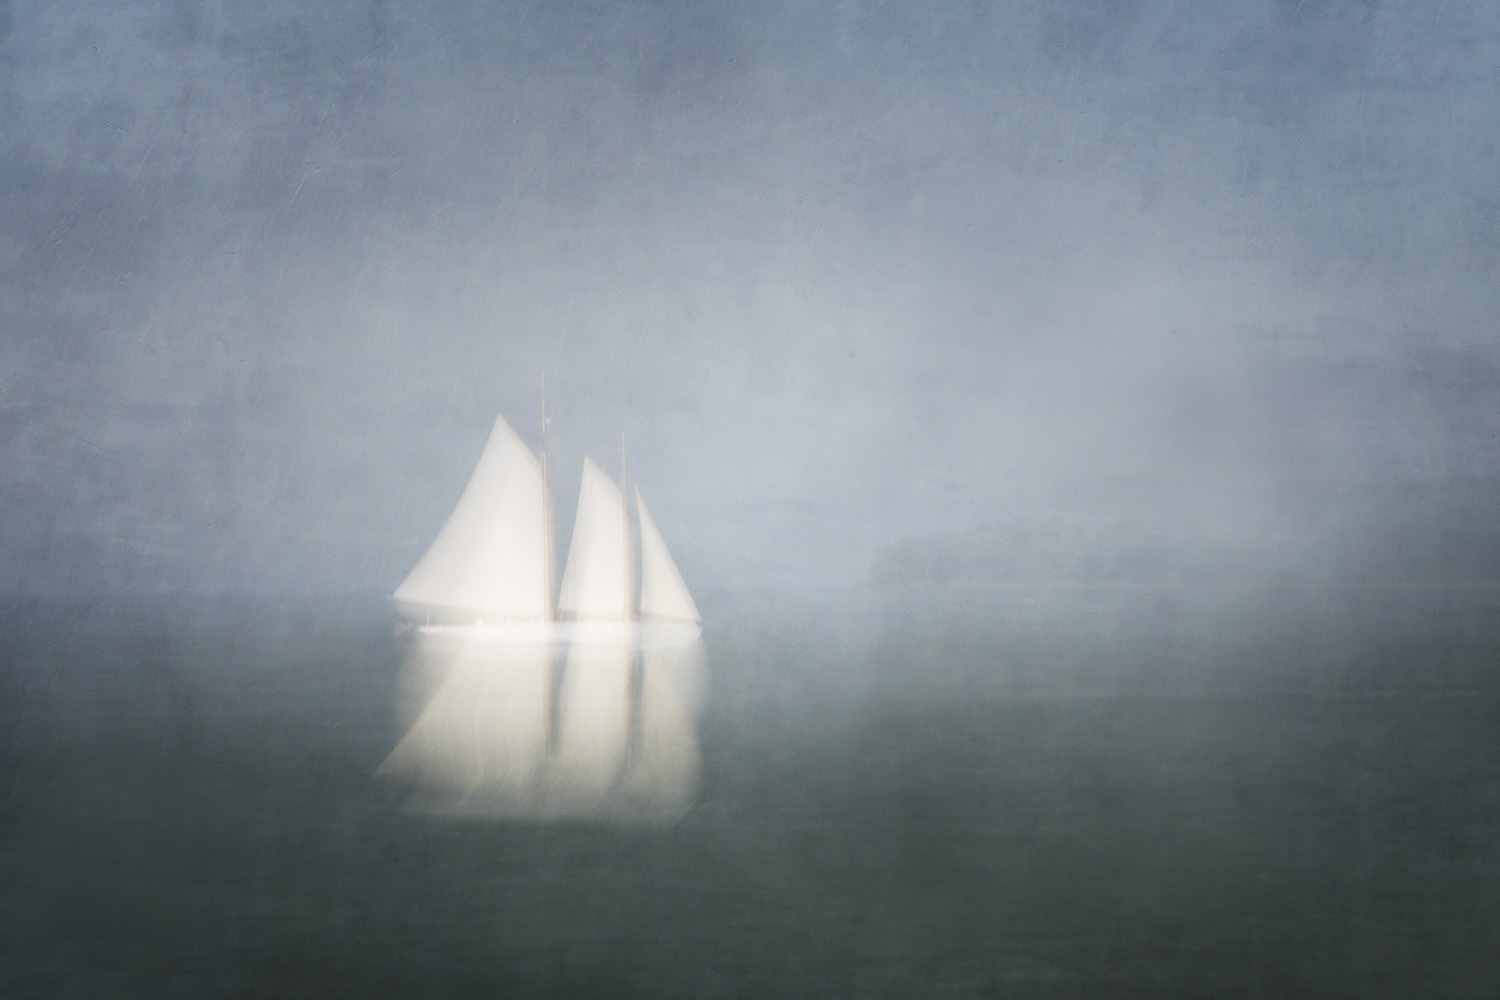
top-left (378, 414), bottom-right (706, 823)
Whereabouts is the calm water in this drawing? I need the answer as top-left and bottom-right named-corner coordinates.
top-left (2, 586), bottom-right (1497, 997)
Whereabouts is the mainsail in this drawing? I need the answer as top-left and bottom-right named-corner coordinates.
top-left (393, 416), bottom-right (552, 620)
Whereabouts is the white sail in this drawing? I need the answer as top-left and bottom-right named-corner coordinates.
top-left (557, 459), bottom-right (631, 621)
top-left (394, 416), bottom-right (552, 620)
top-left (636, 490), bottom-right (700, 623)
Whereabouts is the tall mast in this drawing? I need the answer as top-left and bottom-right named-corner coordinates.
top-left (539, 373), bottom-right (554, 622)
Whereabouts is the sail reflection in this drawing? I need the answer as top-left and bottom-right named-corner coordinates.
top-left (380, 631), bottom-right (705, 823)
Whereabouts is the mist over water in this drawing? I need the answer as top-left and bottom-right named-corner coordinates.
top-left (3, 2), bottom-right (1497, 596)
top-left (3, 3), bottom-right (1500, 996)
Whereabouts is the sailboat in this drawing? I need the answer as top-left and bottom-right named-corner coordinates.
top-left (380, 413), bottom-right (705, 822)
top-left (393, 414), bottom-right (701, 648)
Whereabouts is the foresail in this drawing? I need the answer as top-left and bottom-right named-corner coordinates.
top-left (557, 458), bottom-right (631, 620)
top-left (394, 416), bottom-right (551, 620)
top-left (636, 490), bottom-right (700, 623)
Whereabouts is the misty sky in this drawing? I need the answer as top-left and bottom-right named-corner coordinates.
top-left (3, 2), bottom-right (1497, 597)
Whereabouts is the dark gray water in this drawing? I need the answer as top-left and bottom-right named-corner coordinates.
top-left (3, 586), bottom-right (1497, 997)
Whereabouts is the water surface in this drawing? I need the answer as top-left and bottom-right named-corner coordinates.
top-left (2, 586), bottom-right (1496, 997)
